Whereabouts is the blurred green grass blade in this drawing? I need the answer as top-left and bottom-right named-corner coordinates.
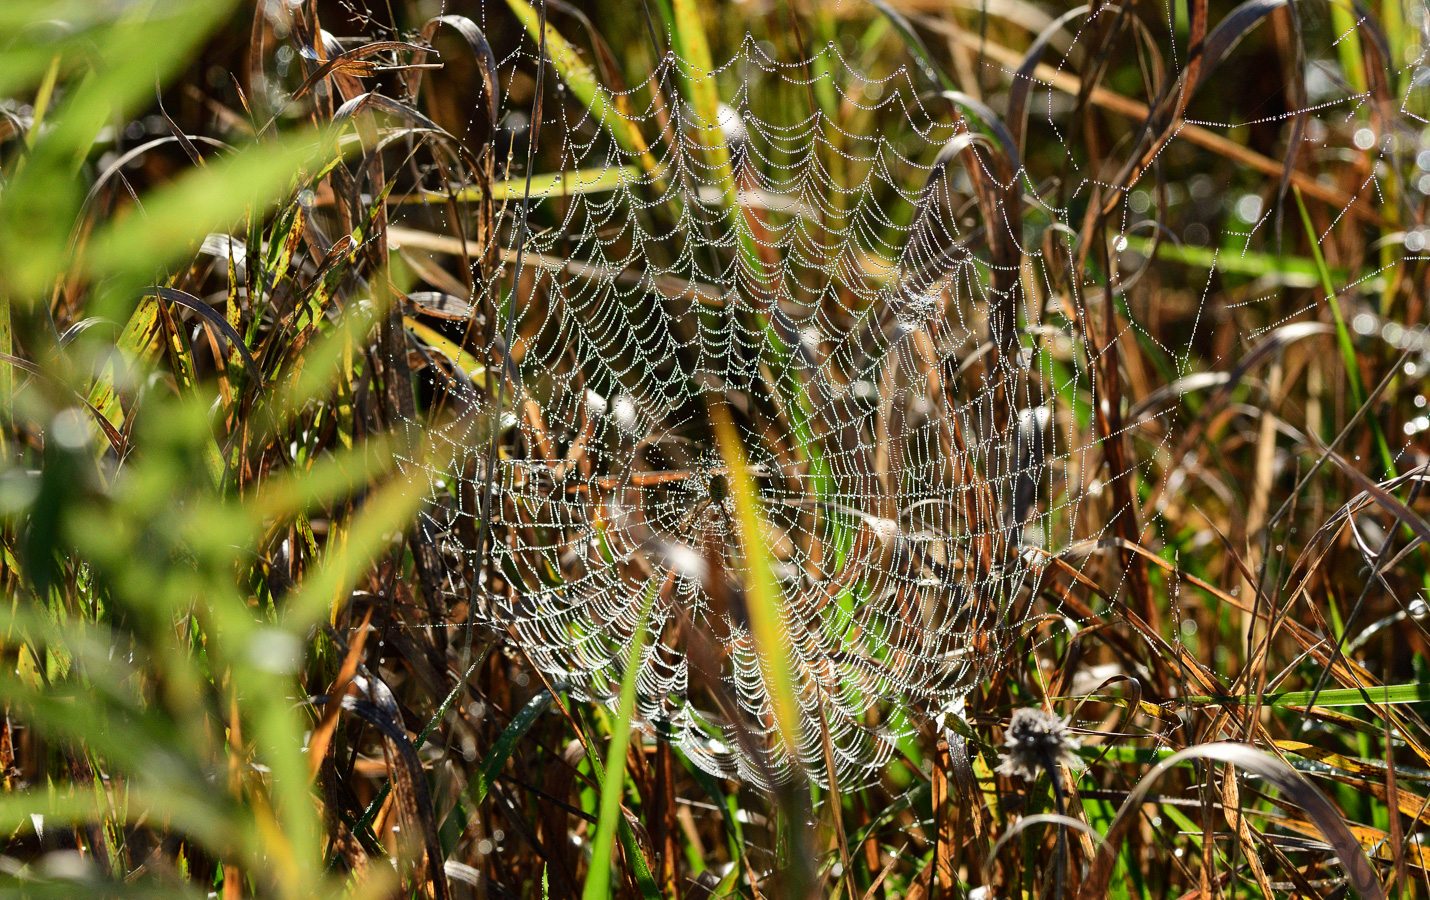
top-left (0, 1), bottom-right (241, 299)
top-left (0, 684), bottom-right (255, 860)
top-left (1383, 0), bottom-right (1407, 87)
top-left (21, 53), bottom-right (60, 154)
top-left (494, 165), bottom-right (634, 200)
top-left (583, 581), bottom-right (659, 900)
top-left (279, 468), bottom-right (430, 632)
top-left (85, 132), bottom-right (333, 287)
top-left (0, 668), bottom-right (188, 778)
top-left (0, 0), bottom-right (92, 32)
top-left (666, 0), bottom-right (799, 340)
top-left (711, 408), bottom-right (803, 765)
top-left (1328, 0), bottom-right (1367, 96)
top-left (0, 2), bottom-right (233, 101)
top-left (236, 682), bottom-right (324, 882)
top-left (665, 0), bottom-right (783, 302)
top-left (1121, 235), bottom-right (1333, 287)
top-left (185, 576), bottom-right (323, 878)
top-left (243, 435), bottom-right (404, 531)
top-left (1293, 186), bottom-right (1395, 476)
top-left (0, 786), bottom-right (234, 854)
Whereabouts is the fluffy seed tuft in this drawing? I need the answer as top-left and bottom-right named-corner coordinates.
top-left (996, 707), bottom-right (1080, 780)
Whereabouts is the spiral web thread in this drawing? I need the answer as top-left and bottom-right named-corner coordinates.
top-left (404, 17), bottom-right (1142, 790)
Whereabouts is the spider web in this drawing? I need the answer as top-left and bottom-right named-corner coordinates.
top-left (402, 9), bottom-right (1150, 790)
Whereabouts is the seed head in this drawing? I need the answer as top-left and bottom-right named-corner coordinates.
top-left (996, 707), bottom-right (1079, 780)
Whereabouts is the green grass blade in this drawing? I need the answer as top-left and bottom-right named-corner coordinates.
top-left (1181, 682), bottom-right (1430, 708)
top-left (279, 471), bottom-right (430, 632)
top-left (397, 165), bottom-right (640, 204)
top-left (867, 0), bottom-right (956, 93)
top-left (1293, 186), bottom-right (1395, 476)
top-left (1121, 235), bottom-right (1340, 287)
top-left (1328, 0), bottom-right (1367, 96)
top-left (502, 0), bottom-right (659, 177)
top-left (582, 581), bottom-right (659, 900)
top-left (466, 690), bottom-right (553, 807)
top-left (669, 0), bottom-right (734, 202)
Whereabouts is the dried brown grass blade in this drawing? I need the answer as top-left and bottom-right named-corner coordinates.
top-left (341, 686), bottom-right (451, 900)
top-left (1078, 743), bottom-right (1384, 900)
top-left (307, 607), bottom-right (375, 778)
top-left (923, 19), bottom-right (1380, 224)
top-left (292, 42), bottom-right (430, 100)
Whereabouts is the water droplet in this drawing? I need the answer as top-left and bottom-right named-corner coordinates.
top-left (1235, 194), bottom-right (1263, 223)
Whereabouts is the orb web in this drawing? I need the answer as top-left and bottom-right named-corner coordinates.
top-left (403, 21), bottom-right (1104, 790)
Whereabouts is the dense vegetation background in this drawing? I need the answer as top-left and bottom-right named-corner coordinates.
top-left (1, 0), bottom-right (1428, 897)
